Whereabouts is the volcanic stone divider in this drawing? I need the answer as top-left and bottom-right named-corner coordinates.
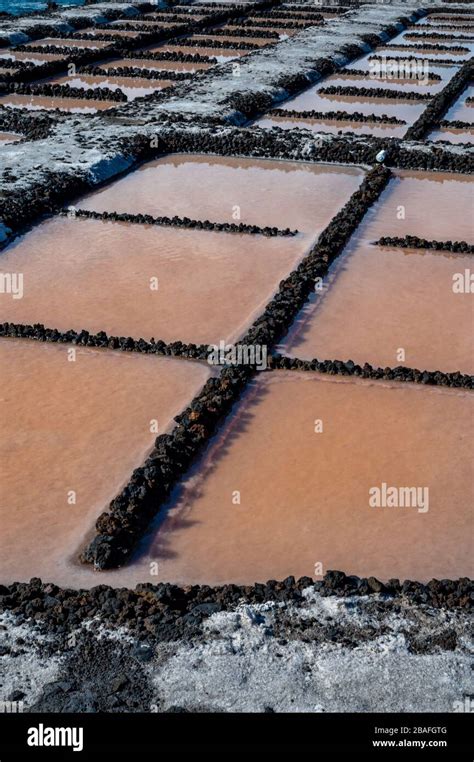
top-left (120, 49), bottom-right (217, 63)
top-left (318, 84), bottom-right (432, 101)
top-left (154, 119), bottom-right (473, 175)
top-left (4, 0), bottom-right (277, 85)
top-left (165, 37), bottom-right (262, 50)
top-left (439, 118), bottom-right (473, 130)
top-left (79, 165), bottom-right (393, 570)
top-left (404, 31), bottom-right (474, 42)
top-left (404, 57), bottom-right (473, 140)
top-left (0, 572), bottom-right (471, 643)
top-left (248, 10), bottom-right (325, 21)
top-left (238, 18), bottom-right (320, 30)
top-left (60, 207), bottom-right (298, 236)
top-left (0, 106), bottom-right (54, 139)
top-left (267, 107), bottom-right (406, 125)
top-left (78, 64), bottom-right (194, 81)
top-left (368, 53), bottom-right (466, 67)
top-left (0, 322), bottom-right (211, 361)
top-left (381, 42), bottom-right (469, 53)
top-left (418, 24), bottom-right (474, 32)
top-left (2, 82), bottom-right (128, 102)
top-left (194, 27), bottom-right (281, 40)
top-left (375, 235), bottom-right (474, 254)
top-left (1, 123), bottom-right (472, 246)
top-left (268, 354), bottom-right (473, 390)
top-left (340, 67), bottom-right (442, 82)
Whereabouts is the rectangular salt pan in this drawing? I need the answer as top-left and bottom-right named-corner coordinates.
top-left (0, 340), bottom-right (211, 585)
top-left (69, 374), bottom-right (473, 588)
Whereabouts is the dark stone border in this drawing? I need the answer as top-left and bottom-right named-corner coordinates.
top-left (267, 107), bottom-right (406, 125)
top-left (78, 65), bottom-right (194, 82)
top-left (238, 18), bottom-right (321, 30)
top-left (440, 118), bottom-right (473, 130)
top-left (79, 166), bottom-right (393, 570)
top-left (340, 67), bottom-right (442, 82)
top-left (375, 234), bottom-right (474, 254)
top-left (120, 49), bottom-right (217, 64)
top-left (0, 322), bottom-right (211, 361)
top-left (405, 31), bottom-right (474, 42)
top-left (2, 81), bottom-right (128, 102)
top-left (0, 106), bottom-right (54, 139)
top-left (269, 354), bottom-right (473, 390)
top-left (2, 122), bottom-right (473, 242)
top-left (0, 572), bottom-right (471, 639)
top-left (381, 42), bottom-right (469, 53)
top-left (404, 57), bottom-right (473, 141)
top-left (419, 24), bottom-right (474, 32)
top-left (318, 84), bottom-right (432, 101)
top-left (60, 207), bottom-right (298, 237)
top-left (368, 53), bottom-right (467, 67)
top-left (196, 26), bottom-right (281, 40)
top-left (5, 0), bottom-right (275, 83)
top-left (165, 37), bottom-right (262, 50)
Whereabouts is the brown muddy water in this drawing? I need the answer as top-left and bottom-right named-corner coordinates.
top-left (280, 171), bottom-right (474, 375)
top-left (0, 340), bottom-right (211, 586)
top-left (33, 373), bottom-right (472, 588)
top-left (0, 94), bottom-right (117, 113)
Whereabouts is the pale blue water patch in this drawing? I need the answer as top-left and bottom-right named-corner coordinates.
top-left (0, 0), bottom-right (84, 15)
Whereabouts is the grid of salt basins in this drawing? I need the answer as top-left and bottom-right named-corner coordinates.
top-left (1, 5), bottom-right (472, 591)
top-left (255, 12), bottom-right (473, 139)
top-left (0, 2), bottom-right (275, 113)
top-left (0, 154), bottom-right (364, 586)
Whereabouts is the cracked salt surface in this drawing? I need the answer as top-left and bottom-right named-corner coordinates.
top-left (0, 612), bottom-right (61, 710)
top-left (151, 592), bottom-right (473, 713)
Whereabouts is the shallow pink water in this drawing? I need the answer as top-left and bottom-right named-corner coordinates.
top-left (0, 94), bottom-right (117, 113)
top-left (0, 340), bottom-right (211, 586)
top-left (54, 373), bottom-right (473, 588)
top-left (444, 85), bottom-right (474, 123)
top-left (0, 131), bottom-right (20, 144)
top-left (0, 51), bottom-right (64, 63)
top-left (78, 155), bottom-right (364, 233)
top-left (24, 37), bottom-right (112, 49)
top-left (256, 115), bottom-right (406, 139)
top-left (0, 218), bottom-right (307, 345)
top-left (48, 74), bottom-right (170, 99)
top-left (429, 128), bottom-right (473, 145)
top-left (280, 171), bottom-right (474, 374)
top-left (102, 57), bottom-right (212, 73)
top-left (268, 82), bottom-right (426, 127)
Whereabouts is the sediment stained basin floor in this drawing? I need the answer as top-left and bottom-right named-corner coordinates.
top-left (280, 171), bottom-right (474, 374)
top-left (0, 339), bottom-right (211, 585)
top-left (21, 372), bottom-right (473, 588)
